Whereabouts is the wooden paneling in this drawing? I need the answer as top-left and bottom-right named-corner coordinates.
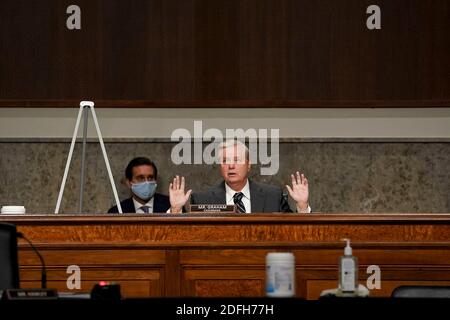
top-left (2, 214), bottom-right (450, 299)
top-left (19, 249), bottom-right (166, 265)
top-left (183, 267), bottom-right (264, 296)
top-left (194, 280), bottom-right (262, 297)
top-left (20, 269), bottom-right (163, 297)
top-left (18, 248), bottom-right (166, 297)
top-left (8, 213), bottom-right (450, 244)
top-left (0, 0), bottom-right (449, 107)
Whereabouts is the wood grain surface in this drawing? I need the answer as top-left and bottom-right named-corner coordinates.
top-left (2, 213), bottom-right (450, 298)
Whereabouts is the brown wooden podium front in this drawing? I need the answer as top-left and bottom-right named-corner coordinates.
top-left (2, 214), bottom-right (450, 299)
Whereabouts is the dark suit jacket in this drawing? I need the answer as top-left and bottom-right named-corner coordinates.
top-left (107, 193), bottom-right (170, 213)
top-left (190, 180), bottom-right (292, 213)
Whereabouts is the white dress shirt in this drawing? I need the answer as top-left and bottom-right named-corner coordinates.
top-left (224, 179), bottom-right (311, 213)
top-left (133, 197), bottom-right (154, 213)
top-left (225, 180), bottom-right (251, 213)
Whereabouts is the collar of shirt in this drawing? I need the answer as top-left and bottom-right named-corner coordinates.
top-left (133, 197), bottom-right (154, 213)
top-left (225, 179), bottom-right (250, 205)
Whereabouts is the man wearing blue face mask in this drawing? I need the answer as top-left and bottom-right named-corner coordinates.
top-left (108, 157), bottom-right (171, 213)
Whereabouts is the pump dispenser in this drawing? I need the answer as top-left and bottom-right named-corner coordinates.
top-left (339, 239), bottom-right (358, 293)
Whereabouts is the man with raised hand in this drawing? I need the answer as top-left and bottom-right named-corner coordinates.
top-left (169, 140), bottom-right (311, 213)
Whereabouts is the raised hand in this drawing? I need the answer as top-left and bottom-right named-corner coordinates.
top-left (286, 171), bottom-right (309, 212)
top-left (169, 175), bottom-right (192, 213)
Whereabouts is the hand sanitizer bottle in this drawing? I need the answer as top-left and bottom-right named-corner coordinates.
top-left (339, 239), bottom-right (358, 293)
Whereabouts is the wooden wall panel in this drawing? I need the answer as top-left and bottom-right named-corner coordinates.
top-left (0, 0), bottom-right (448, 107)
top-left (2, 214), bottom-right (450, 298)
top-left (20, 269), bottom-right (163, 297)
top-left (18, 247), bottom-right (166, 297)
top-left (194, 280), bottom-right (263, 297)
top-left (11, 214), bottom-right (450, 244)
top-left (183, 268), bottom-right (264, 297)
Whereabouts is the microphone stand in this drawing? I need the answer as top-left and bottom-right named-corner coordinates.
top-left (2, 232), bottom-right (58, 300)
top-left (17, 232), bottom-right (46, 289)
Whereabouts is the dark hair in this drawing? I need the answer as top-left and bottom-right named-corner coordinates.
top-left (125, 157), bottom-right (158, 181)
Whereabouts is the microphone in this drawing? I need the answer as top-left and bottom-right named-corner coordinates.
top-left (16, 232), bottom-right (47, 289)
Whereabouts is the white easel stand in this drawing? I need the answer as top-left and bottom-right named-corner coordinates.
top-left (54, 101), bottom-right (123, 214)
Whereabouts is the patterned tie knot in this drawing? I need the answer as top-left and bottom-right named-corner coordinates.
top-left (140, 205), bottom-right (150, 213)
top-left (233, 192), bottom-right (244, 202)
top-left (233, 192), bottom-right (246, 213)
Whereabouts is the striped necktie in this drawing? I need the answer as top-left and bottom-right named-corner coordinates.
top-left (140, 205), bottom-right (150, 213)
top-left (233, 192), bottom-right (246, 213)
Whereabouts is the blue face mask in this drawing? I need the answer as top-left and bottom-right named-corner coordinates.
top-left (131, 181), bottom-right (157, 201)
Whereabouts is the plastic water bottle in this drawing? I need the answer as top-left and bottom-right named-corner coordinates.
top-left (266, 252), bottom-right (295, 297)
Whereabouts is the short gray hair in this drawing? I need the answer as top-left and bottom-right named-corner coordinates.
top-left (217, 139), bottom-right (249, 162)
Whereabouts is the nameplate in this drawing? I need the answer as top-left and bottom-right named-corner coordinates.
top-left (189, 204), bottom-right (235, 213)
top-left (2, 288), bottom-right (58, 300)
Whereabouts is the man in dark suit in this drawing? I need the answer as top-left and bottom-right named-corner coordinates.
top-left (190, 180), bottom-right (292, 212)
top-left (169, 140), bottom-right (311, 213)
top-left (108, 157), bottom-right (171, 213)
